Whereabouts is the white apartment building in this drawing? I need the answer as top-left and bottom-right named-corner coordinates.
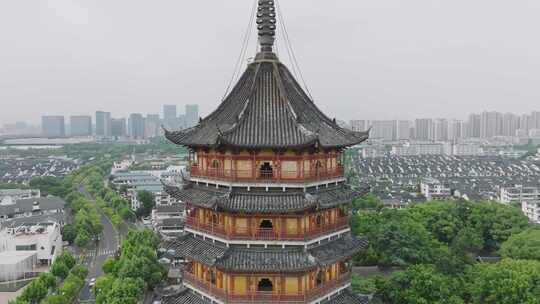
top-left (451, 143), bottom-right (483, 156)
top-left (420, 178), bottom-right (452, 200)
top-left (522, 201), bottom-right (540, 224)
top-left (499, 186), bottom-right (540, 204)
top-left (499, 185), bottom-right (540, 223)
top-left (392, 142), bottom-right (446, 156)
top-left (0, 221), bottom-right (63, 266)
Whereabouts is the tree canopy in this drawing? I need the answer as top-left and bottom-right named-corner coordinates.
top-left (499, 228), bottom-right (540, 261)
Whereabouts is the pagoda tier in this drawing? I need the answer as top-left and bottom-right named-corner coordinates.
top-left (165, 183), bottom-right (367, 243)
top-left (165, 183), bottom-right (365, 214)
top-left (164, 59), bottom-right (368, 150)
top-left (186, 148), bottom-right (347, 185)
top-left (161, 234), bottom-right (367, 304)
top-left (161, 288), bottom-right (369, 304)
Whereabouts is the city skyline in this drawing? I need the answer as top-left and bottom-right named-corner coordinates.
top-left (351, 110), bottom-right (540, 142)
top-left (2, 1), bottom-right (540, 124)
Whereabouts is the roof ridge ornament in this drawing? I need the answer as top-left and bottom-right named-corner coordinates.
top-left (257, 0), bottom-right (277, 53)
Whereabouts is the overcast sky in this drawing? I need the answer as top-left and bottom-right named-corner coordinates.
top-left (1, 0), bottom-right (540, 125)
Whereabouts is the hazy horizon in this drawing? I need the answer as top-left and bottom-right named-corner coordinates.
top-left (2, 0), bottom-right (540, 125)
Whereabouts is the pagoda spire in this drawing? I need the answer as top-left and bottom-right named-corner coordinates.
top-left (257, 0), bottom-right (277, 53)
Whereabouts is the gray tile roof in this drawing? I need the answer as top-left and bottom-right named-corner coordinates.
top-left (322, 289), bottom-right (370, 304)
top-left (169, 235), bottom-right (228, 265)
top-left (0, 197), bottom-right (65, 217)
top-left (217, 247), bottom-right (316, 273)
top-left (0, 213), bottom-right (65, 229)
top-left (166, 234), bottom-right (368, 273)
top-left (165, 183), bottom-right (363, 214)
top-left (161, 289), bottom-right (211, 304)
top-left (155, 204), bottom-right (185, 213)
top-left (310, 235), bottom-right (369, 266)
top-left (158, 217), bottom-right (184, 228)
top-left (165, 61), bottom-right (368, 149)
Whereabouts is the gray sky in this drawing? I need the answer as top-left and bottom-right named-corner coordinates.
top-left (1, 0), bottom-right (540, 125)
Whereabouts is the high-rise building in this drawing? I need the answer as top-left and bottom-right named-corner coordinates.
top-left (397, 120), bottom-right (412, 140)
top-left (448, 119), bottom-right (465, 140)
top-left (415, 119), bottom-right (433, 141)
top-left (480, 111), bottom-right (503, 138)
top-left (185, 104), bottom-right (199, 128)
top-left (433, 119), bottom-right (449, 141)
top-left (95, 111), bottom-right (112, 137)
top-left (41, 116), bottom-right (65, 137)
top-left (111, 118), bottom-right (127, 138)
top-left (371, 120), bottom-right (396, 141)
top-left (467, 114), bottom-right (481, 138)
top-left (350, 120), bottom-right (368, 132)
top-left (519, 114), bottom-right (531, 132)
top-left (69, 115), bottom-right (92, 136)
top-left (502, 113), bottom-right (519, 137)
top-left (163, 105), bottom-right (177, 129)
top-left (162, 2), bottom-right (369, 302)
top-left (532, 111), bottom-right (540, 129)
top-left (145, 114), bottom-right (161, 138)
top-left (128, 113), bottom-right (145, 139)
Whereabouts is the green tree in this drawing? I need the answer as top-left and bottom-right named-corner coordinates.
top-left (119, 206), bottom-right (136, 222)
top-left (58, 277), bottom-right (82, 301)
top-left (41, 295), bottom-right (68, 304)
top-left (51, 262), bottom-right (70, 279)
top-left (74, 229), bottom-right (91, 248)
top-left (357, 210), bottom-right (436, 267)
top-left (469, 201), bottom-right (529, 251)
top-left (467, 259), bottom-right (540, 304)
top-left (409, 201), bottom-right (467, 244)
top-left (70, 265), bottom-right (89, 279)
top-left (58, 251), bottom-right (76, 270)
top-left (62, 224), bottom-right (77, 244)
top-left (500, 228), bottom-right (540, 261)
top-left (38, 272), bottom-right (57, 289)
top-left (136, 191), bottom-right (155, 218)
top-left (352, 194), bottom-right (383, 211)
top-left (376, 265), bottom-right (464, 304)
top-left (102, 258), bottom-right (118, 275)
top-left (451, 227), bottom-right (484, 258)
top-left (96, 277), bottom-right (144, 304)
top-left (20, 279), bottom-right (48, 303)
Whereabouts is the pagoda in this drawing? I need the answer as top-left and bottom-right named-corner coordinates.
top-left (163, 1), bottom-right (370, 303)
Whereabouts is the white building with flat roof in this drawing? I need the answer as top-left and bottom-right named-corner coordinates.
top-left (0, 251), bottom-right (38, 282)
top-left (1, 221), bottom-right (62, 266)
top-left (522, 201), bottom-right (540, 224)
top-left (420, 178), bottom-right (452, 200)
top-left (499, 186), bottom-right (540, 204)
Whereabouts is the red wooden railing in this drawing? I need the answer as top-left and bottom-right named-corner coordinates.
top-left (183, 272), bottom-right (351, 303)
top-left (185, 217), bottom-right (349, 241)
top-left (189, 166), bottom-right (344, 183)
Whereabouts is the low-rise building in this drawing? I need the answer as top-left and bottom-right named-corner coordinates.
top-left (499, 186), bottom-right (540, 204)
top-left (420, 178), bottom-right (452, 200)
top-left (127, 184), bottom-right (179, 211)
top-left (522, 200), bottom-right (540, 224)
top-left (152, 203), bottom-right (185, 223)
top-left (0, 221), bottom-right (62, 267)
top-left (0, 189), bottom-right (41, 205)
top-left (0, 197), bottom-right (65, 223)
top-left (392, 142), bottom-right (447, 156)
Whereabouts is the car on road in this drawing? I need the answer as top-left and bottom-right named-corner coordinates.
top-left (89, 277), bottom-right (96, 287)
top-left (142, 216), bottom-right (152, 225)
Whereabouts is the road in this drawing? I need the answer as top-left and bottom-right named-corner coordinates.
top-left (78, 187), bottom-right (119, 303)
